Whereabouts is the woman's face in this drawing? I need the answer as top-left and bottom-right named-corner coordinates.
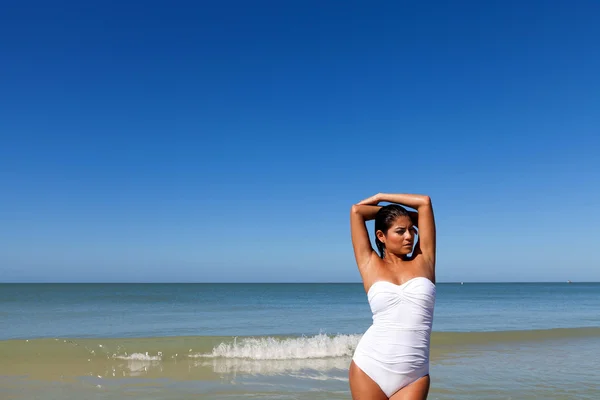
top-left (379, 216), bottom-right (416, 256)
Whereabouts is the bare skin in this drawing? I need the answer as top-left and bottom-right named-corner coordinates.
top-left (349, 193), bottom-right (436, 400)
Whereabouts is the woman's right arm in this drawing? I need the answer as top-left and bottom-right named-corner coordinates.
top-left (350, 198), bottom-right (381, 270)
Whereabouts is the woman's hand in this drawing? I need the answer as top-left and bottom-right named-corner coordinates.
top-left (357, 193), bottom-right (382, 206)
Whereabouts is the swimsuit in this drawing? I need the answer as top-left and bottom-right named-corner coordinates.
top-left (352, 277), bottom-right (436, 397)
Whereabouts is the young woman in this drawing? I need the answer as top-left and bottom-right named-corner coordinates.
top-left (349, 193), bottom-right (437, 400)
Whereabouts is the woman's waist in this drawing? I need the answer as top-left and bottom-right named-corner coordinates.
top-left (354, 328), bottom-right (431, 366)
top-left (359, 325), bottom-right (431, 347)
top-left (370, 318), bottom-right (433, 331)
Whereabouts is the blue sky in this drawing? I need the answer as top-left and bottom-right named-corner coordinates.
top-left (1, 1), bottom-right (599, 283)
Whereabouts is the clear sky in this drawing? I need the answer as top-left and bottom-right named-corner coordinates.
top-left (1, 1), bottom-right (599, 283)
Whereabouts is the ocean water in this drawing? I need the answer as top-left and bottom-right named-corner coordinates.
top-left (1, 282), bottom-right (599, 399)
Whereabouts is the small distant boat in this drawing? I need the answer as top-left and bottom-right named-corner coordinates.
top-left (567, 280), bottom-right (572, 284)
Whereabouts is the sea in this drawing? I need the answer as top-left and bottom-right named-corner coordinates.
top-left (1, 282), bottom-right (599, 399)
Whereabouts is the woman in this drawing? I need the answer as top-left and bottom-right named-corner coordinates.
top-left (349, 193), bottom-right (436, 400)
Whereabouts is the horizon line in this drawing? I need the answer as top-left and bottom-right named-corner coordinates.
top-left (0, 281), bottom-right (596, 284)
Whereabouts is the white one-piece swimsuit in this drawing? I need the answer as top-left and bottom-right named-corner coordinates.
top-left (352, 277), bottom-right (436, 397)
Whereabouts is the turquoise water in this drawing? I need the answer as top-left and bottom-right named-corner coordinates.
top-left (1, 282), bottom-right (599, 399)
top-left (2, 282), bottom-right (599, 339)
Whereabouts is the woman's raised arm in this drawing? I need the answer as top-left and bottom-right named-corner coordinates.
top-left (350, 195), bottom-right (382, 270)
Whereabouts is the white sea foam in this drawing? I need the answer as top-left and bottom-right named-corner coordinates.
top-left (196, 356), bottom-right (352, 376)
top-left (190, 333), bottom-right (362, 360)
top-left (112, 353), bottom-right (162, 376)
top-left (114, 352), bottom-right (161, 361)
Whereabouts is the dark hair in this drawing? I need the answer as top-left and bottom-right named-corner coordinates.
top-left (374, 204), bottom-right (410, 258)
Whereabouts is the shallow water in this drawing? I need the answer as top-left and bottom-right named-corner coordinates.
top-left (1, 283), bottom-right (599, 398)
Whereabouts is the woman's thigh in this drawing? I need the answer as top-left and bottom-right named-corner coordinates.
top-left (348, 360), bottom-right (388, 400)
